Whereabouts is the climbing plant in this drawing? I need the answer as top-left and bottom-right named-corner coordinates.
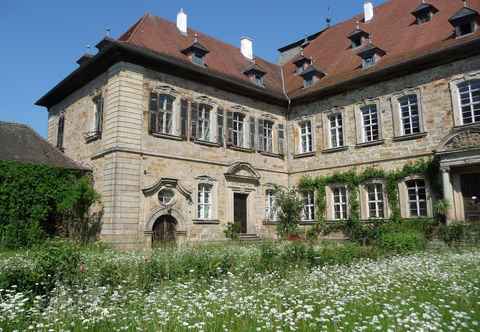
top-left (299, 158), bottom-right (440, 241)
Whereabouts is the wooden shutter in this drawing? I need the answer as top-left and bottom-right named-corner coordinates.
top-left (226, 110), bottom-right (233, 146)
top-left (249, 117), bottom-right (256, 149)
top-left (257, 118), bottom-right (265, 151)
top-left (293, 125), bottom-right (299, 154)
top-left (190, 102), bottom-right (198, 141)
top-left (277, 123), bottom-right (285, 155)
top-left (149, 93), bottom-right (158, 133)
top-left (180, 99), bottom-right (189, 139)
top-left (217, 107), bottom-right (224, 146)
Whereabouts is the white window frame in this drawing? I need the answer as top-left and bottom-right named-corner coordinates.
top-left (332, 186), bottom-right (348, 220)
top-left (398, 94), bottom-right (421, 135)
top-left (366, 183), bottom-right (385, 219)
top-left (449, 72), bottom-right (480, 127)
top-left (360, 104), bottom-right (380, 143)
top-left (328, 113), bottom-right (344, 148)
top-left (406, 179), bottom-right (428, 218)
top-left (302, 191), bottom-right (315, 222)
top-left (233, 112), bottom-right (245, 147)
top-left (457, 79), bottom-right (480, 125)
top-left (158, 94), bottom-right (175, 135)
top-left (197, 183), bottom-right (213, 220)
top-left (263, 120), bottom-right (273, 153)
top-left (197, 103), bottom-right (212, 141)
top-left (299, 120), bottom-right (313, 153)
top-left (265, 189), bottom-right (278, 221)
top-left (391, 89), bottom-right (425, 138)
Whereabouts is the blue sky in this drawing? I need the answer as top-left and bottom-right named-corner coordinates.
top-left (0, 0), bottom-right (385, 137)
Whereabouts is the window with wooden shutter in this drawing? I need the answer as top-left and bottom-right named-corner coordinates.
top-left (257, 118), bottom-right (265, 151)
top-left (263, 120), bottom-right (273, 153)
top-left (180, 99), bottom-right (189, 139)
top-left (190, 102), bottom-right (198, 140)
top-left (149, 93), bottom-right (158, 134)
top-left (249, 117), bottom-right (256, 149)
top-left (226, 110), bottom-right (233, 146)
top-left (277, 123), bottom-right (285, 155)
top-left (217, 108), bottom-right (224, 146)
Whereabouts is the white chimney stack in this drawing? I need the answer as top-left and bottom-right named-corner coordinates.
top-left (364, 2), bottom-right (374, 23)
top-left (177, 8), bottom-right (187, 35)
top-left (240, 37), bottom-right (253, 60)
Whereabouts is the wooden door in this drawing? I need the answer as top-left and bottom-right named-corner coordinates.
top-left (461, 173), bottom-right (480, 222)
top-left (234, 193), bottom-right (248, 234)
top-left (152, 215), bottom-right (176, 248)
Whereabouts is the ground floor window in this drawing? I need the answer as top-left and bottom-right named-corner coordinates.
top-left (302, 191), bottom-right (315, 221)
top-left (332, 186), bottom-right (348, 220)
top-left (406, 179), bottom-right (427, 217)
top-left (197, 184), bottom-right (212, 219)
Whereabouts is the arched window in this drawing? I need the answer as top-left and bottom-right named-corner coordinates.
top-left (457, 80), bottom-right (480, 125)
top-left (57, 112), bottom-right (65, 150)
top-left (197, 183), bottom-right (212, 220)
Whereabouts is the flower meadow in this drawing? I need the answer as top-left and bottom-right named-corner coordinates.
top-left (0, 244), bottom-right (479, 331)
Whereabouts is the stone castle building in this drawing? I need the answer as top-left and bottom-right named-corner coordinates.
top-left (36, 0), bottom-right (480, 249)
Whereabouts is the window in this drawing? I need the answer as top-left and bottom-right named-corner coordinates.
top-left (232, 112), bottom-right (245, 147)
top-left (363, 55), bottom-right (376, 69)
top-left (302, 191), bottom-right (315, 221)
top-left (57, 113), bottom-right (65, 150)
top-left (192, 51), bottom-right (204, 66)
top-left (406, 179), bottom-right (428, 217)
top-left (149, 93), bottom-right (175, 135)
top-left (303, 75), bottom-right (315, 88)
top-left (197, 184), bottom-right (212, 220)
top-left (351, 36), bottom-right (362, 49)
top-left (332, 186), bottom-right (348, 220)
top-left (399, 94), bottom-right (421, 135)
top-left (328, 113), bottom-right (344, 148)
top-left (366, 183), bottom-right (385, 219)
top-left (251, 73), bottom-right (264, 87)
top-left (457, 80), bottom-right (480, 125)
top-left (197, 104), bottom-right (211, 141)
top-left (361, 104), bottom-right (379, 142)
top-left (93, 95), bottom-right (104, 135)
top-left (263, 120), bottom-right (273, 153)
top-left (265, 190), bottom-right (278, 221)
top-left (158, 188), bottom-right (175, 206)
top-left (416, 12), bottom-right (432, 24)
top-left (277, 124), bottom-right (285, 155)
top-left (458, 22), bottom-right (474, 36)
top-left (300, 120), bottom-right (313, 153)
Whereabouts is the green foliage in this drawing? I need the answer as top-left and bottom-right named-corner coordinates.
top-left (0, 161), bottom-right (99, 248)
top-left (274, 186), bottom-right (303, 239)
top-left (223, 222), bottom-right (240, 240)
top-left (378, 230), bottom-right (426, 254)
top-left (439, 223), bottom-right (480, 246)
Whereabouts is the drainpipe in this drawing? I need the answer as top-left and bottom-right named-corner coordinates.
top-left (280, 66), bottom-right (292, 188)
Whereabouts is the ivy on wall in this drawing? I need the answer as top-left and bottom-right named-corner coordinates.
top-left (298, 159), bottom-right (440, 231)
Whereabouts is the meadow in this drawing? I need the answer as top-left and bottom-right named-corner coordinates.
top-left (0, 242), bottom-right (479, 331)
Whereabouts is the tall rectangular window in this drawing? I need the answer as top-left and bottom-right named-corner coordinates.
top-left (361, 104), bottom-right (379, 142)
top-left (263, 120), bottom-right (273, 153)
top-left (197, 104), bottom-right (211, 141)
top-left (232, 112), bottom-right (245, 147)
top-left (93, 95), bottom-right (104, 135)
top-left (328, 113), bottom-right (343, 148)
top-left (406, 179), bottom-right (427, 217)
top-left (150, 93), bottom-right (175, 135)
top-left (333, 187), bottom-right (348, 220)
top-left (265, 190), bottom-right (278, 221)
top-left (366, 183), bottom-right (385, 219)
top-left (302, 191), bottom-right (315, 221)
top-left (399, 95), bottom-right (421, 135)
top-left (300, 120), bottom-right (313, 153)
top-left (197, 184), bottom-right (212, 220)
top-left (57, 113), bottom-right (65, 150)
top-left (277, 124), bottom-right (285, 155)
top-left (458, 80), bottom-right (480, 125)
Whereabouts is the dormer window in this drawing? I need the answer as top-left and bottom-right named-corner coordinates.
top-left (449, 5), bottom-right (479, 37)
top-left (242, 63), bottom-right (266, 87)
top-left (300, 65), bottom-right (325, 88)
top-left (181, 34), bottom-right (209, 66)
top-left (292, 52), bottom-right (312, 74)
top-left (356, 43), bottom-right (385, 69)
top-left (411, 2), bottom-right (438, 25)
top-left (347, 26), bottom-right (369, 49)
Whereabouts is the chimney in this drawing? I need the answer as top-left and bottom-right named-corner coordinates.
top-left (240, 37), bottom-right (253, 60)
top-left (177, 8), bottom-right (187, 35)
top-left (364, 2), bottom-right (374, 22)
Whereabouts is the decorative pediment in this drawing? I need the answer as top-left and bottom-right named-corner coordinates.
top-left (195, 95), bottom-right (216, 106)
top-left (225, 162), bottom-right (260, 183)
top-left (154, 85), bottom-right (178, 96)
top-left (142, 177), bottom-right (192, 201)
top-left (231, 104), bottom-right (249, 113)
top-left (438, 128), bottom-right (480, 152)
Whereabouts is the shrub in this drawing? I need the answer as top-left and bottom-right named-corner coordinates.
top-left (274, 186), bottom-right (303, 239)
top-left (224, 222), bottom-right (240, 240)
top-left (439, 223), bottom-right (480, 246)
top-left (378, 230), bottom-right (426, 254)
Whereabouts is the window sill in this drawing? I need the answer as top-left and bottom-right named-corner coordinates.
top-left (392, 132), bottom-right (427, 142)
top-left (194, 139), bottom-right (222, 148)
top-left (355, 139), bottom-right (384, 148)
top-left (192, 219), bottom-right (220, 224)
top-left (151, 132), bottom-right (184, 141)
top-left (263, 219), bottom-right (278, 225)
top-left (84, 131), bottom-right (101, 143)
top-left (227, 145), bottom-right (255, 153)
top-left (322, 146), bottom-right (348, 154)
top-left (259, 151), bottom-right (284, 158)
top-left (293, 151), bottom-right (315, 159)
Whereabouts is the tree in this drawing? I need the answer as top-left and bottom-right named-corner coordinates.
top-left (274, 186), bottom-right (304, 239)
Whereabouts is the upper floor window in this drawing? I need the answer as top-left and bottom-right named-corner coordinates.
top-left (265, 189), bottom-right (278, 221)
top-left (93, 95), bottom-right (104, 135)
top-left (181, 35), bottom-right (210, 66)
top-left (302, 191), bottom-right (315, 221)
top-left (328, 113), bottom-right (344, 148)
top-left (197, 104), bottom-right (212, 141)
top-left (361, 104), bottom-right (380, 142)
top-left (347, 27), bottom-right (369, 49)
top-left (57, 112), bottom-right (65, 151)
top-left (356, 44), bottom-right (385, 69)
top-left (406, 179), bottom-right (428, 217)
top-left (197, 183), bottom-right (212, 220)
top-left (411, 3), bottom-right (438, 25)
top-left (366, 183), bottom-right (385, 219)
top-left (192, 51), bottom-right (205, 66)
top-left (149, 93), bottom-right (175, 135)
top-left (300, 120), bottom-right (313, 153)
top-left (261, 120), bottom-right (274, 153)
top-left (399, 94), bottom-right (421, 135)
top-left (332, 186), bottom-right (348, 220)
top-left (232, 112), bottom-right (245, 147)
top-left (243, 63), bottom-right (267, 87)
top-left (449, 6), bottom-right (479, 37)
top-left (457, 80), bottom-right (480, 125)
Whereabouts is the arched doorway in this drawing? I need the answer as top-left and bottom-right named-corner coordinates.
top-left (152, 215), bottom-right (177, 248)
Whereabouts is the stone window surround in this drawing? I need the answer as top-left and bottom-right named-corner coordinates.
top-left (354, 98), bottom-right (384, 146)
top-left (149, 86), bottom-right (182, 138)
top-left (193, 175), bottom-right (219, 223)
top-left (449, 70), bottom-right (480, 127)
top-left (390, 87), bottom-right (426, 139)
top-left (322, 107), bottom-right (347, 151)
top-left (359, 179), bottom-right (389, 220)
top-left (294, 115), bottom-right (316, 157)
top-left (398, 175), bottom-right (433, 219)
top-left (301, 190), bottom-right (315, 222)
top-left (84, 89), bottom-right (106, 143)
top-left (326, 184), bottom-right (349, 221)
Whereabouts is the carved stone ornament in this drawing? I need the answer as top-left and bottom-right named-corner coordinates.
top-left (225, 162), bottom-right (261, 183)
top-left (142, 177), bottom-right (192, 202)
top-left (443, 129), bottom-right (480, 151)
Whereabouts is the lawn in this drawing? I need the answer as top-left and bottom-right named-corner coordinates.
top-left (0, 243), bottom-right (479, 331)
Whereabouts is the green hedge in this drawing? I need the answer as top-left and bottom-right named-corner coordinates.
top-left (0, 160), bottom-right (85, 249)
